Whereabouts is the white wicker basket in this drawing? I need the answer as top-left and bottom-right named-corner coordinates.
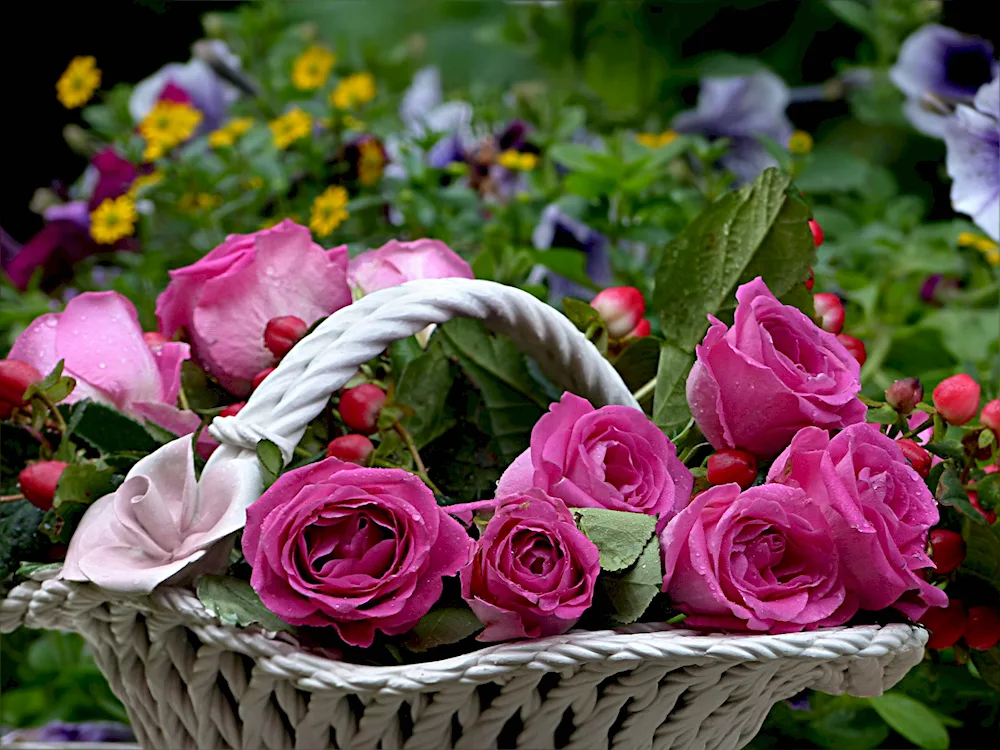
top-left (0, 279), bottom-right (927, 750)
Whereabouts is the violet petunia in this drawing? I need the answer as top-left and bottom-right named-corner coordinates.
top-left (531, 205), bottom-right (611, 302)
top-left (890, 24), bottom-right (997, 138)
top-left (945, 76), bottom-right (999, 240)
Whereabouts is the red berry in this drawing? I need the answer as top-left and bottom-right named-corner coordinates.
top-left (837, 334), bottom-right (867, 366)
top-left (929, 529), bottom-right (965, 574)
top-left (326, 434), bottom-right (375, 465)
top-left (804, 267), bottom-right (815, 292)
top-left (339, 384), bottom-right (386, 435)
top-left (813, 293), bottom-right (844, 334)
top-left (897, 439), bottom-right (931, 478)
top-left (142, 331), bottom-right (170, 349)
top-left (919, 599), bottom-right (967, 650)
top-left (591, 287), bottom-right (646, 339)
top-left (627, 318), bottom-right (652, 339)
top-left (967, 488), bottom-right (997, 525)
top-left (965, 606), bottom-right (1000, 650)
top-left (264, 316), bottom-right (308, 359)
top-left (933, 374), bottom-right (981, 426)
top-left (981, 399), bottom-right (1000, 433)
top-left (0, 360), bottom-right (43, 413)
top-left (252, 367), bottom-right (276, 391)
top-left (885, 377), bottom-right (923, 415)
top-left (220, 402), bottom-right (246, 418)
top-left (808, 219), bottom-right (824, 247)
top-left (706, 449), bottom-right (758, 490)
top-left (18, 461), bottom-right (69, 511)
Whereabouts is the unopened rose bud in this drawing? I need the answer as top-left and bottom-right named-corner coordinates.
top-left (627, 319), bottom-right (652, 339)
top-left (338, 384), bottom-right (386, 435)
top-left (886, 378), bottom-right (923, 415)
top-left (919, 599), bottom-right (967, 650)
top-left (932, 374), bottom-right (981, 426)
top-left (326, 434), bottom-right (375, 465)
top-left (252, 367), bottom-right (276, 391)
top-left (0, 360), bottom-right (43, 419)
top-left (813, 293), bottom-right (844, 334)
top-left (18, 461), bottom-right (69, 511)
top-left (836, 334), bottom-right (866, 366)
top-left (591, 286), bottom-right (646, 339)
top-left (981, 399), bottom-right (1000, 433)
top-left (804, 267), bottom-right (815, 292)
top-left (897, 438), bottom-right (931, 478)
top-left (808, 219), bottom-right (824, 247)
top-left (264, 316), bottom-right (308, 359)
top-left (220, 402), bottom-right (246, 418)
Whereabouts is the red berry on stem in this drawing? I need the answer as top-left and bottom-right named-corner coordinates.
top-left (339, 384), bottom-right (386, 435)
top-left (932, 374), bottom-right (981, 426)
top-left (264, 316), bottom-right (308, 359)
top-left (804, 267), bottom-right (815, 292)
top-left (808, 219), bottom-right (824, 247)
top-left (919, 599), bottom-right (967, 650)
top-left (0, 360), bottom-right (43, 415)
top-left (326, 434), bottom-right (375, 465)
top-left (591, 286), bottom-right (646, 339)
top-left (142, 331), bottom-right (170, 349)
top-left (897, 438), bottom-right (931, 478)
top-left (967, 487), bottom-right (997, 525)
top-left (707, 449), bottom-right (758, 490)
top-left (837, 334), bottom-right (867, 366)
top-left (929, 529), bottom-right (965, 574)
top-left (981, 399), bottom-right (1000, 433)
top-left (18, 461), bottom-right (68, 511)
top-left (813, 293), bottom-right (844, 334)
top-left (252, 367), bottom-right (276, 391)
top-left (966, 606), bottom-right (1000, 650)
top-left (220, 402), bottom-right (246, 418)
top-left (627, 318), bottom-right (652, 339)
top-left (885, 377), bottom-right (924, 415)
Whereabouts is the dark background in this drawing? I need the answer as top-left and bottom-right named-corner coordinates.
top-left (2, 0), bottom-right (993, 245)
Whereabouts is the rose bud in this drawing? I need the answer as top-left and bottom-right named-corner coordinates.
top-left (706, 449), bottom-right (758, 490)
top-left (18, 461), bottom-right (69, 511)
top-left (0, 360), bottom-right (43, 418)
top-left (339, 384), bottom-right (386, 435)
top-left (264, 315), bottom-right (308, 360)
top-left (326, 434), bottom-right (375, 465)
top-left (966, 606), bottom-right (1000, 651)
top-left (981, 399), bottom-right (1000, 433)
top-left (252, 367), bottom-right (276, 391)
top-left (886, 377), bottom-right (923, 415)
top-left (929, 529), bottom-right (965, 574)
top-left (627, 318), bottom-right (652, 339)
top-left (919, 599), bottom-right (967, 650)
top-left (836, 334), bottom-right (866, 366)
top-left (804, 267), bottom-right (815, 291)
top-left (219, 402), bottom-right (246, 417)
top-left (590, 286), bottom-right (646, 339)
top-left (142, 331), bottom-right (171, 349)
top-left (813, 293), bottom-right (844, 334)
top-left (932, 374), bottom-right (981, 425)
top-left (897, 438), bottom-right (931, 478)
top-left (808, 219), bottom-right (824, 247)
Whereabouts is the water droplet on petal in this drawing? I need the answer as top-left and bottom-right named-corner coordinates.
top-left (98, 362), bottom-right (107, 369)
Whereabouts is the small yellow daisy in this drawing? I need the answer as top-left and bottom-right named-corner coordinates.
top-left (139, 101), bottom-right (203, 161)
top-left (57, 56), bottom-right (101, 109)
top-left (269, 108), bottom-right (313, 150)
top-left (635, 130), bottom-right (677, 150)
top-left (957, 231), bottom-right (979, 247)
top-left (90, 195), bottom-right (137, 244)
top-left (309, 186), bottom-right (349, 236)
top-left (127, 170), bottom-right (164, 199)
top-left (292, 47), bottom-right (336, 90)
top-left (208, 116), bottom-right (254, 148)
top-left (358, 140), bottom-right (385, 186)
top-left (497, 150), bottom-right (538, 171)
top-left (788, 130), bottom-right (814, 155)
top-left (330, 72), bottom-right (376, 110)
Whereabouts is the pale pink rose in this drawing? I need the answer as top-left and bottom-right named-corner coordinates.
top-left (660, 482), bottom-right (854, 633)
top-left (461, 490), bottom-right (599, 641)
top-left (243, 459), bottom-right (473, 647)
top-left (496, 393), bottom-right (692, 532)
top-left (61, 438), bottom-right (245, 592)
top-left (9, 291), bottom-right (201, 440)
top-left (156, 220), bottom-right (351, 396)
top-left (768, 423), bottom-right (947, 619)
top-left (347, 238), bottom-right (473, 295)
top-left (686, 277), bottom-right (866, 459)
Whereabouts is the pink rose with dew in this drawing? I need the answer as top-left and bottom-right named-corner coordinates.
top-left (347, 238), bottom-right (473, 296)
top-left (156, 220), bottom-right (352, 396)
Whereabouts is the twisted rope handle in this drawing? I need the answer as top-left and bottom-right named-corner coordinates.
top-left (208, 278), bottom-right (638, 462)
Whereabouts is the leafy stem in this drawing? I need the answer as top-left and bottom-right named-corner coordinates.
top-left (393, 422), bottom-right (440, 494)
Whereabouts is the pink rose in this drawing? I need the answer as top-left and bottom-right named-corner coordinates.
top-left (156, 220), bottom-right (351, 396)
top-left (768, 423), bottom-right (947, 619)
top-left (347, 238), bottom-right (473, 295)
top-left (460, 490), bottom-right (600, 641)
top-left (243, 459), bottom-right (473, 647)
top-left (496, 393), bottom-right (693, 531)
top-left (660, 483), bottom-right (854, 633)
top-left (9, 291), bottom-right (200, 439)
top-left (686, 277), bottom-right (866, 459)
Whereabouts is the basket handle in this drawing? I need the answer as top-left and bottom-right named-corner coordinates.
top-left (208, 278), bottom-right (639, 464)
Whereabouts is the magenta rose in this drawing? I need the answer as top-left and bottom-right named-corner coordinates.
top-left (347, 238), bottom-right (473, 295)
top-left (9, 291), bottom-right (201, 440)
top-left (496, 393), bottom-right (692, 531)
top-left (243, 459), bottom-right (473, 647)
top-left (156, 220), bottom-right (351, 396)
top-left (686, 277), bottom-right (865, 459)
top-left (768, 423), bottom-right (947, 619)
top-left (661, 483), bottom-right (854, 633)
top-left (460, 490), bottom-right (600, 641)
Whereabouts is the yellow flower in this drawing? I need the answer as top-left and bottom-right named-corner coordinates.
top-left (90, 196), bottom-right (137, 245)
top-left (788, 130), bottom-right (814, 155)
top-left (343, 114), bottom-right (365, 131)
top-left (269, 108), bottom-right (313, 149)
top-left (198, 193), bottom-right (221, 210)
top-left (497, 150), bottom-right (538, 171)
top-left (330, 72), bottom-right (376, 110)
top-left (358, 139), bottom-right (385, 186)
top-left (309, 186), bottom-right (349, 236)
top-left (985, 247), bottom-right (1000, 266)
top-left (127, 170), bottom-right (164, 199)
top-left (957, 231), bottom-right (978, 247)
top-left (292, 47), bottom-right (336, 90)
top-left (139, 101), bottom-right (203, 161)
top-left (208, 116), bottom-right (254, 148)
top-left (636, 130), bottom-right (677, 149)
top-left (57, 56), bottom-right (101, 109)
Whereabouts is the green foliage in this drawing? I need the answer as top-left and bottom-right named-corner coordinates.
top-left (256, 439), bottom-right (284, 490)
top-left (402, 607), bottom-right (483, 652)
top-left (574, 507), bottom-right (657, 572)
top-left (196, 575), bottom-right (293, 632)
top-left (64, 400), bottom-right (167, 454)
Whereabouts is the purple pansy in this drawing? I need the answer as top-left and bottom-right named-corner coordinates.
top-left (945, 76), bottom-right (999, 240)
top-left (530, 205), bottom-right (611, 302)
top-left (1, 722), bottom-right (136, 743)
top-left (890, 24), bottom-right (997, 138)
top-left (671, 72), bottom-right (793, 183)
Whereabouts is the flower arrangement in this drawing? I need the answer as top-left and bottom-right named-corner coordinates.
top-left (1, 1), bottom-right (998, 744)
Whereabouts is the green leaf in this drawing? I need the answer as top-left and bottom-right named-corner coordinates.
top-left (926, 441), bottom-right (966, 462)
top-left (16, 561), bottom-right (61, 579)
top-left (402, 607), bottom-right (483, 652)
top-left (533, 249), bottom-right (599, 291)
top-left (574, 507), bottom-right (657, 572)
top-left (970, 646), bottom-right (1000, 692)
top-left (602, 535), bottom-right (663, 625)
top-left (394, 340), bottom-right (456, 449)
top-left (196, 575), bottom-right (292, 632)
top-left (865, 404), bottom-right (899, 425)
top-left (960, 517), bottom-right (1000, 592)
top-left (53, 462), bottom-right (117, 510)
top-left (180, 361), bottom-right (231, 412)
top-left (549, 143), bottom-right (612, 174)
top-left (937, 465), bottom-right (988, 525)
top-left (613, 337), bottom-right (661, 394)
top-left (979, 429), bottom-right (996, 450)
top-left (868, 693), bottom-right (950, 750)
top-left (976, 472), bottom-right (999, 511)
top-left (66, 400), bottom-right (164, 454)
top-left (795, 148), bottom-right (871, 194)
top-left (652, 343), bottom-right (696, 435)
top-left (0, 501), bottom-right (45, 583)
top-left (389, 336), bottom-right (425, 376)
top-left (826, 0), bottom-right (876, 36)
top-left (256, 439), bottom-right (283, 490)
top-left (23, 360), bottom-right (76, 404)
